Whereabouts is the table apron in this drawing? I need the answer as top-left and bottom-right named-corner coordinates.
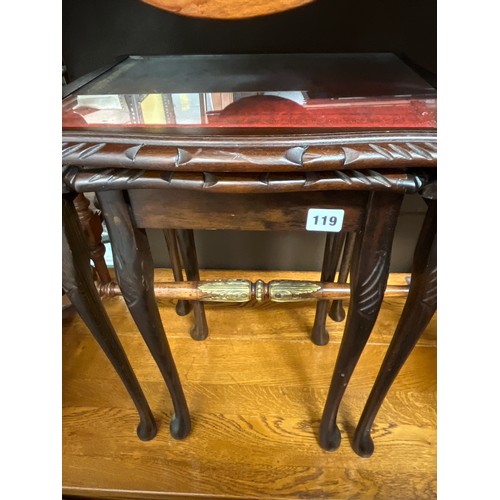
top-left (127, 188), bottom-right (368, 231)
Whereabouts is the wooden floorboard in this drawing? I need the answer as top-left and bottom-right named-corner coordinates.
top-left (63, 270), bottom-right (437, 499)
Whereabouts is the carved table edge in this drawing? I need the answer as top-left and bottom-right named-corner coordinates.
top-left (62, 166), bottom-right (428, 194)
top-left (62, 129), bottom-right (437, 172)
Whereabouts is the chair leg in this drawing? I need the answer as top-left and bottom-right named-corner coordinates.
top-left (163, 229), bottom-right (192, 316)
top-left (97, 190), bottom-right (191, 440)
top-left (352, 199), bottom-right (437, 457)
top-left (311, 233), bottom-right (344, 346)
top-left (329, 232), bottom-right (356, 322)
top-left (62, 194), bottom-right (157, 441)
top-left (319, 191), bottom-right (403, 451)
top-left (176, 229), bottom-right (209, 341)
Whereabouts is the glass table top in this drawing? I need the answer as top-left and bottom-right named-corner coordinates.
top-left (62, 54), bottom-right (436, 131)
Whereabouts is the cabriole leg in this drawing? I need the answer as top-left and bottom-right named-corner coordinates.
top-left (176, 229), bottom-right (209, 341)
top-left (163, 229), bottom-right (192, 317)
top-left (311, 233), bottom-right (344, 346)
top-left (62, 194), bottom-right (157, 441)
top-left (319, 191), bottom-right (403, 451)
top-left (352, 199), bottom-right (437, 457)
top-left (329, 232), bottom-right (356, 322)
top-left (96, 190), bottom-right (191, 440)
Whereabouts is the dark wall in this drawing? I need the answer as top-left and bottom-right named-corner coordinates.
top-left (63, 0), bottom-right (436, 272)
top-left (63, 0), bottom-right (436, 80)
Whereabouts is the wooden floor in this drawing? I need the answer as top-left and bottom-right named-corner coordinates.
top-left (62, 270), bottom-right (437, 499)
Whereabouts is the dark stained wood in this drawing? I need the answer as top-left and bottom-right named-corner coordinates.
top-left (330, 231), bottom-right (356, 322)
top-left (128, 188), bottom-right (368, 231)
top-left (62, 54), bottom-right (437, 466)
top-left (319, 191), bottom-right (404, 451)
top-left (61, 130), bottom-right (437, 173)
top-left (63, 167), bottom-right (425, 194)
top-left (62, 194), bottom-right (157, 441)
top-left (163, 229), bottom-right (192, 316)
top-left (176, 229), bottom-right (209, 341)
top-left (96, 190), bottom-right (191, 440)
top-left (311, 232), bottom-right (344, 346)
top-left (73, 193), bottom-right (111, 283)
top-left (352, 199), bottom-right (437, 457)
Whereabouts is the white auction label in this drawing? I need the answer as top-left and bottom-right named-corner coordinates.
top-left (306, 208), bottom-right (344, 232)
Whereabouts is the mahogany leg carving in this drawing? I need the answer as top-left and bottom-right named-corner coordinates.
top-left (163, 229), bottom-right (192, 317)
top-left (62, 194), bottom-right (157, 441)
top-left (319, 191), bottom-right (404, 451)
top-left (96, 190), bottom-right (191, 440)
top-left (352, 199), bottom-right (437, 457)
top-left (311, 233), bottom-right (344, 346)
top-left (176, 229), bottom-right (209, 341)
top-left (329, 232), bottom-right (356, 322)
top-left (73, 193), bottom-right (112, 283)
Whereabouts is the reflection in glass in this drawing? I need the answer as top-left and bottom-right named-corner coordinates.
top-left (63, 90), bottom-right (436, 129)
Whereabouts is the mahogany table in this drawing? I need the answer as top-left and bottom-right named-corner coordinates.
top-left (62, 53), bottom-right (437, 451)
top-left (352, 184), bottom-right (436, 457)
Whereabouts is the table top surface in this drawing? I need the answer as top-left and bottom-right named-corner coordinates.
top-left (62, 54), bottom-right (436, 133)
